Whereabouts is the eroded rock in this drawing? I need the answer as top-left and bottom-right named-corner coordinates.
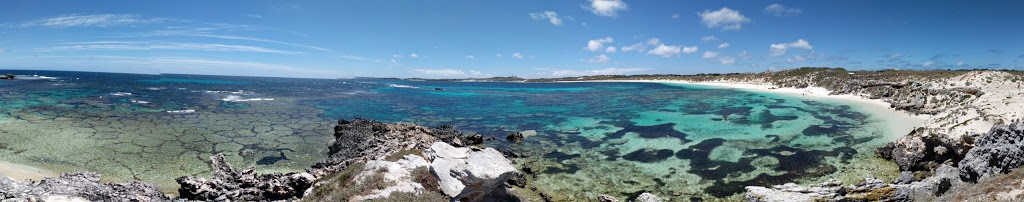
top-left (959, 122), bottom-right (1024, 182)
top-left (0, 172), bottom-right (169, 201)
top-left (176, 153), bottom-right (315, 201)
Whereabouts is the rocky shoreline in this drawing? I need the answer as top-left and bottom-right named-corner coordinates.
top-left (0, 118), bottom-right (534, 201)
top-left (534, 68), bottom-right (1024, 201)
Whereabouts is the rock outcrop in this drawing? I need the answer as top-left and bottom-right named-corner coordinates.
top-left (176, 154), bottom-right (315, 201)
top-left (635, 192), bottom-right (663, 202)
top-left (312, 118), bottom-right (439, 176)
top-left (0, 74), bottom-right (14, 80)
top-left (959, 122), bottom-right (1024, 182)
top-left (0, 172), bottom-right (169, 201)
top-left (426, 141), bottom-right (517, 201)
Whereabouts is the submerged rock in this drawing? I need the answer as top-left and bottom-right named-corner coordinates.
top-left (0, 172), bottom-right (169, 201)
top-left (426, 141), bottom-right (518, 201)
top-left (959, 122), bottom-right (1024, 182)
top-left (176, 153), bottom-right (315, 201)
top-left (506, 131), bottom-right (524, 142)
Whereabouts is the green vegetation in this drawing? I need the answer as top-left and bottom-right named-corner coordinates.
top-left (938, 167), bottom-right (1024, 201)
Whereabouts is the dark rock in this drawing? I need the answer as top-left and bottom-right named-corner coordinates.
top-left (506, 131), bottom-right (524, 142)
top-left (876, 133), bottom-right (965, 172)
top-left (959, 122), bottom-right (1024, 182)
top-left (0, 74), bottom-right (13, 80)
top-left (433, 124), bottom-right (465, 147)
top-left (466, 133), bottom-right (485, 145)
top-left (507, 171), bottom-right (527, 188)
top-left (176, 153), bottom-right (315, 201)
top-left (313, 118), bottom-right (438, 174)
top-left (893, 171), bottom-right (915, 184)
top-left (0, 172), bottom-right (169, 201)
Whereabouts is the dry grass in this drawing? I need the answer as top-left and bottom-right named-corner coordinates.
top-left (938, 167), bottom-right (1024, 201)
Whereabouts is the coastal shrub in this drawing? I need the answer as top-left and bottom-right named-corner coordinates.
top-left (302, 163), bottom-right (372, 202)
top-left (410, 166), bottom-right (442, 193)
top-left (938, 167), bottom-right (1024, 201)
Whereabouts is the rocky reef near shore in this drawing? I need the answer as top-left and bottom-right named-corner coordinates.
top-left (1, 118), bottom-right (524, 201)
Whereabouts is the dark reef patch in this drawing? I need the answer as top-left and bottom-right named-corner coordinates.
top-left (543, 151), bottom-right (581, 162)
top-left (622, 148), bottom-right (675, 163)
top-left (604, 122), bottom-right (690, 143)
top-left (674, 138), bottom-right (859, 197)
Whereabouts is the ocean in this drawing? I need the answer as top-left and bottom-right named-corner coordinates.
top-left (0, 70), bottom-right (920, 200)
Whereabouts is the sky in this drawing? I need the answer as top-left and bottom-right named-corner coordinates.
top-left (0, 0), bottom-right (1022, 79)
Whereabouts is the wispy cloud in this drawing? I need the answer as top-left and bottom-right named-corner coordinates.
top-left (764, 4), bottom-right (802, 16)
top-left (149, 31), bottom-right (332, 51)
top-left (529, 11), bottom-right (563, 25)
top-left (38, 41), bottom-right (303, 54)
top-left (539, 67), bottom-right (649, 76)
top-left (22, 14), bottom-right (173, 28)
top-left (413, 69), bottom-right (467, 76)
top-left (581, 54), bottom-right (611, 63)
top-left (769, 39), bottom-right (812, 56)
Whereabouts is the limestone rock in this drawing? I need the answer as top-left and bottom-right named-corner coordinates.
top-left (352, 154), bottom-right (431, 200)
top-left (176, 153), bottom-right (315, 201)
top-left (597, 194), bottom-right (620, 202)
top-left (0, 172), bottom-right (169, 201)
top-left (959, 122), bottom-right (1024, 182)
top-left (635, 192), bottom-right (662, 202)
top-left (426, 141), bottom-right (517, 201)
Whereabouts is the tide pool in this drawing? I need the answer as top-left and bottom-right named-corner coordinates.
top-left (0, 70), bottom-right (921, 200)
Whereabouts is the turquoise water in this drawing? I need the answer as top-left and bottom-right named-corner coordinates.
top-left (0, 70), bottom-right (910, 199)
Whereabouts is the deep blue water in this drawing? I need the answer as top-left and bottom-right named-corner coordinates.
top-left (0, 70), bottom-right (904, 199)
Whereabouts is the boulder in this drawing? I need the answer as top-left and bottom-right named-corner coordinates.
top-left (959, 122), bottom-right (1024, 182)
top-left (597, 194), bottom-right (620, 202)
top-left (506, 131), bottom-right (524, 142)
top-left (0, 74), bottom-right (14, 80)
top-left (426, 141), bottom-right (517, 201)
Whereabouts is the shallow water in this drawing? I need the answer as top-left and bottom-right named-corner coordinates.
top-left (0, 70), bottom-right (918, 199)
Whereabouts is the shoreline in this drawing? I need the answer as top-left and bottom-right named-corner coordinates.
top-left (0, 160), bottom-right (58, 181)
top-left (569, 79), bottom-right (932, 121)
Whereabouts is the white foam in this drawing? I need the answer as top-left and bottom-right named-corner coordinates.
top-left (166, 109), bottom-right (195, 113)
top-left (388, 84), bottom-right (419, 89)
top-left (221, 95), bottom-right (275, 102)
top-left (110, 92), bottom-right (132, 96)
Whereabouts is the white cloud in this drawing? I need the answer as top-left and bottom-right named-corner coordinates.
top-left (542, 67), bottom-right (649, 76)
top-left (513, 52), bottom-right (523, 59)
top-left (581, 54), bottom-right (611, 63)
top-left (787, 55), bottom-right (809, 63)
top-left (646, 38), bottom-right (662, 46)
top-left (700, 36), bottom-right (719, 41)
top-left (413, 69), bottom-right (465, 77)
top-left (496, 53), bottom-right (503, 58)
top-left (739, 50), bottom-right (753, 60)
top-left (672, 14), bottom-right (680, 19)
top-left (409, 53), bottom-right (419, 58)
top-left (149, 31), bottom-right (332, 51)
top-left (718, 42), bottom-right (730, 49)
top-left (466, 55), bottom-right (475, 60)
top-left (605, 46), bottom-right (617, 53)
top-left (703, 51), bottom-right (719, 59)
top-left (529, 11), bottom-right (563, 25)
top-left (621, 43), bottom-right (644, 52)
top-left (39, 41), bottom-right (302, 54)
top-left (647, 44), bottom-right (682, 58)
top-left (768, 39), bottom-right (813, 57)
top-left (22, 14), bottom-right (171, 28)
top-left (923, 61), bottom-right (936, 67)
top-left (764, 4), bottom-right (802, 16)
top-left (585, 37), bottom-right (615, 52)
top-left (697, 7), bottom-right (751, 31)
top-left (469, 70), bottom-right (483, 76)
top-left (585, 0), bottom-right (628, 17)
top-left (957, 60), bottom-right (965, 66)
top-left (718, 56), bottom-right (736, 64)
top-left (682, 46), bottom-right (699, 54)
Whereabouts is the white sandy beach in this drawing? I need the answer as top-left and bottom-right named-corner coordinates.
top-left (0, 160), bottom-right (57, 181)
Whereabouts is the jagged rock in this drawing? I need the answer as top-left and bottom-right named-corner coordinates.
top-left (176, 153), bottom-right (315, 201)
top-left (506, 171), bottom-right (527, 188)
top-left (745, 178), bottom-right (910, 202)
top-left (426, 141), bottom-right (517, 201)
top-left (313, 118), bottom-right (438, 175)
top-left (959, 122), bottom-right (1024, 182)
top-left (465, 133), bottom-right (485, 145)
top-left (635, 193), bottom-right (662, 202)
top-left (506, 131), bottom-right (524, 142)
top-left (351, 154), bottom-right (431, 200)
top-left (0, 74), bottom-right (14, 80)
top-left (876, 133), bottom-right (964, 172)
top-left (434, 124), bottom-right (466, 147)
top-left (0, 172), bottom-right (169, 201)
top-left (597, 194), bottom-right (620, 202)
top-left (893, 171), bottom-right (915, 184)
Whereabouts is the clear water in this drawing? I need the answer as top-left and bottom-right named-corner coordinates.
top-left (0, 70), bottom-right (908, 199)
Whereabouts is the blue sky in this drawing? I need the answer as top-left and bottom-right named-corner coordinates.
top-left (0, 0), bottom-right (1022, 78)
